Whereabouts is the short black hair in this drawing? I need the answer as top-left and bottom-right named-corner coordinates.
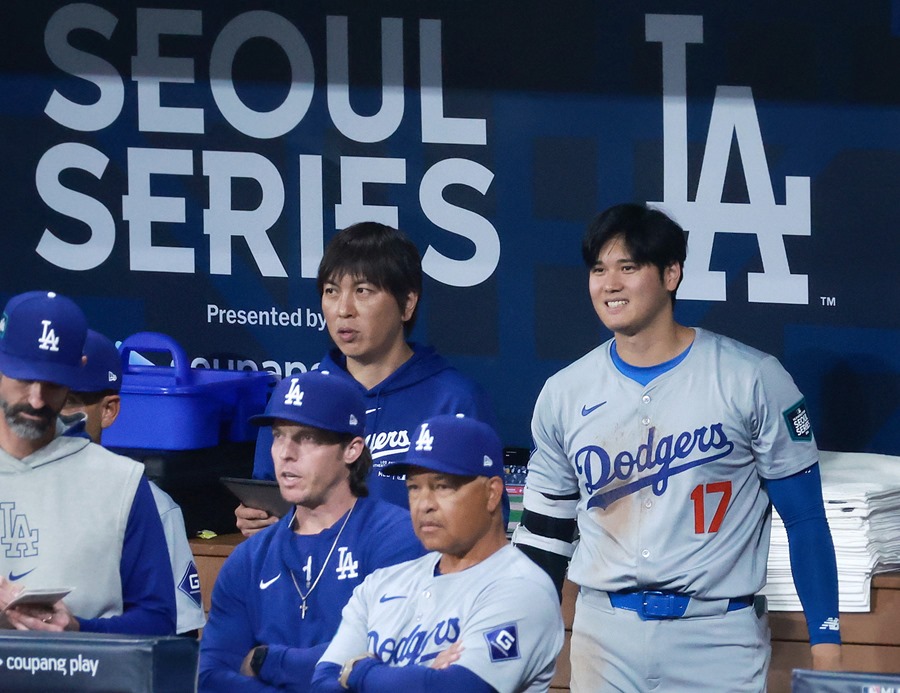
top-left (317, 222), bottom-right (422, 333)
top-left (582, 203), bottom-right (687, 303)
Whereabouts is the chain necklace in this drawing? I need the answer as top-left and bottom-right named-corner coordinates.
top-left (288, 501), bottom-right (356, 619)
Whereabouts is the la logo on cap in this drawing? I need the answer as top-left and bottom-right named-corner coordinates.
top-left (38, 320), bottom-right (60, 353)
top-left (283, 378), bottom-right (304, 407)
top-left (414, 423), bottom-right (434, 452)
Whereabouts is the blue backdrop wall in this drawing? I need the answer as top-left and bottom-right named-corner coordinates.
top-left (2, 1), bottom-right (898, 455)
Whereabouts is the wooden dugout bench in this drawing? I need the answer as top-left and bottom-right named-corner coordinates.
top-left (189, 535), bottom-right (899, 692)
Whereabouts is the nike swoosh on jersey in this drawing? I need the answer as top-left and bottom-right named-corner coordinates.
top-left (366, 408), bottom-right (381, 415)
top-left (259, 574), bottom-right (282, 590)
top-left (581, 401), bottom-right (607, 416)
top-left (379, 594), bottom-right (407, 603)
top-left (8, 568), bottom-right (36, 581)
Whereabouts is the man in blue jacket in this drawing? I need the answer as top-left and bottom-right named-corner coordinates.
top-left (236, 223), bottom-right (494, 534)
top-left (200, 370), bottom-right (424, 691)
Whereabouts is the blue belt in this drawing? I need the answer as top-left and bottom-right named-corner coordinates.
top-left (608, 590), bottom-right (754, 620)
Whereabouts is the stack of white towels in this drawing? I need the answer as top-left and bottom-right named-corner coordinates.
top-left (762, 450), bottom-right (900, 612)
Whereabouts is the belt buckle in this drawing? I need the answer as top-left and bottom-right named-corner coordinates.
top-left (638, 591), bottom-right (685, 620)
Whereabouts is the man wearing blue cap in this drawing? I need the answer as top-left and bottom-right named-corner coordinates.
top-left (312, 414), bottom-right (564, 693)
top-left (0, 291), bottom-right (175, 635)
top-left (199, 370), bottom-right (424, 692)
top-left (61, 329), bottom-right (206, 637)
top-left (60, 330), bottom-right (123, 445)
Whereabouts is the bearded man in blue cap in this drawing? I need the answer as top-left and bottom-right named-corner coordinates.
top-left (199, 370), bottom-right (424, 692)
top-left (0, 291), bottom-right (175, 635)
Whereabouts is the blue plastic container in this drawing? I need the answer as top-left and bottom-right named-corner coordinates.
top-left (103, 332), bottom-right (276, 450)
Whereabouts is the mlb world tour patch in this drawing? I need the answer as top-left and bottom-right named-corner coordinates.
top-left (783, 400), bottom-right (813, 442)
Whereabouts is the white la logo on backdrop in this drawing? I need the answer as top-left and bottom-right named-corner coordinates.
top-left (646, 14), bottom-right (810, 305)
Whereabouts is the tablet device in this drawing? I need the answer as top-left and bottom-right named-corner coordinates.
top-left (220, 477), bottom-right (292, 518)
top-left (4, 588), bottom-right (72, 610)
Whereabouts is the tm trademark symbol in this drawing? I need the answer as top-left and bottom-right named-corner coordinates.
top-left (820, 296), bottom-right (836, 307)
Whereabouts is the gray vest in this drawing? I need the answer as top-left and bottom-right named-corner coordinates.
top-left (0, 429), bottom-right (142, 619)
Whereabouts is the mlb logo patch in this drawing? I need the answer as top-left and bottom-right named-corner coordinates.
top-left (783, 400), bottom-right (813, 442)
top-left (484, 623), bottom-right (520, 662)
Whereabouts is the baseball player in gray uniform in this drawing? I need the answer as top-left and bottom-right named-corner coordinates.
top-left (312, 414), bottom-right (564, 693)
top-left (513, 203), bottom-right (842, 691)
top-left (61, 329), bottom-right (205, 635)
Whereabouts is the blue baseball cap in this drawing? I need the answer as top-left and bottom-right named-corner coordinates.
top-left (70, 330), bottom-right (122, 393)
top-left (249, 370), bottom-right (366, 436)
top-left (0, 291), bottom-right (87, 389)
top-left (383, 414), bottom-right (504, 481)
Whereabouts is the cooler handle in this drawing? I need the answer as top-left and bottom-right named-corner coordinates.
top-left (118, 332), bottom-right (191, 385)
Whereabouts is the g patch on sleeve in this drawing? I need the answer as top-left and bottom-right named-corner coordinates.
top-left (178, 561), bottom-right (202, 606)
top-left (484, 623), bottom-right (520, 662)
top-left (783, 400), bottom-right (813, 442)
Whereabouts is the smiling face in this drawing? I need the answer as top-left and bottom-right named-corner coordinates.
top-left (270, 421), bottom-right (362, 509)
top-left (321, 273), bottom-right (417, 367)
top-left (589, 235), bottom-right (681, 338)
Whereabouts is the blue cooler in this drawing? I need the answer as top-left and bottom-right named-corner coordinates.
top-left (104, 332), bottom-right (275, 450)
top-left (103, 332), bottom-right (277, 534)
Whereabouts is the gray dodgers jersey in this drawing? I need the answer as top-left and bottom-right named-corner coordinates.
top-left (521, 328), bottom-right (818, 600)
top-left (0, 427), bottom-right (141, 619)
top-left (320, 544), bottom-right (564, 693)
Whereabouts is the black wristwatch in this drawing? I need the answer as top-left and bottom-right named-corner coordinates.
top-left (250, 645), bottom-right (269, 676)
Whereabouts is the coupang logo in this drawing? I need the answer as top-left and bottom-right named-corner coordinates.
top-left (578, 424), bottom-right (735, 510)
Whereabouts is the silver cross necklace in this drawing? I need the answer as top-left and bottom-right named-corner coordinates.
top-left (288, 501), bottom-right (356, 619)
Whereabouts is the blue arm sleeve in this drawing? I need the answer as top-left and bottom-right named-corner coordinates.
top-left (252, 426), bottom-right (275, 480)
top-left (310, 662), bottom-right (346, 693)
top-left (198, 549), bottom-right (280, 693)
top-left (258, 642), bottom-right (328, 689)
top-left (351, 659), bottom-right (497, 693)
top-left (310, 661), bottom-right (497, 693)
top-left (77, 477), bottom-right (176, 635)
top-left (766, 463), bottom-right (841, 645)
